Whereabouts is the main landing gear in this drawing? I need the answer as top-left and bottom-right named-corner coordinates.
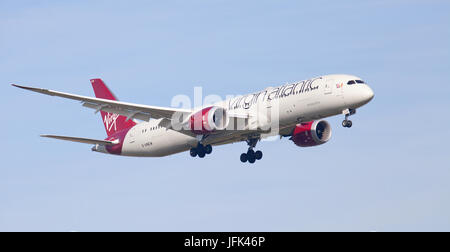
top-left (342, 108), bottom-right (356, 128)
top-left (240, 138), bottom-right (263, 164)
top-left (190, 143), bottom-right (212, 158)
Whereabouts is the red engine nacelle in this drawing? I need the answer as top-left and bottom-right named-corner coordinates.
top-left (190, 106), bottom-right (229, 135)
top-left (291, 120), bottom-right (332, 147)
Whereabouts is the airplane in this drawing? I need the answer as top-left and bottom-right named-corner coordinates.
top-left (12, 74), bottom-right (374, 163)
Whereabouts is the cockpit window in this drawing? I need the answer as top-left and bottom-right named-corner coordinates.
top-left (347, 80), bottom-right (365, 85)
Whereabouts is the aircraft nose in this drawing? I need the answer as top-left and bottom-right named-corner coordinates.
top-left (365, 86), bottom-right (374, 102)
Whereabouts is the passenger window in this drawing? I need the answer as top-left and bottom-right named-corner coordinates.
top-left (347, 80), bottom-right (356, 85)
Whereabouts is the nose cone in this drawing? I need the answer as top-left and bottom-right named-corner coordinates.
top-left (364, 86), bottom-right (375, 103)
top-left (349, 85), bottom-right (374, 108)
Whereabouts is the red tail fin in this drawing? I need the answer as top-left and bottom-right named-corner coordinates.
top-left (90, 79), bottom-right (136, 137)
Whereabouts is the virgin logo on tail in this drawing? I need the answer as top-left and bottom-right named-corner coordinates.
top-left (104, 113), bottom-right (119, 132)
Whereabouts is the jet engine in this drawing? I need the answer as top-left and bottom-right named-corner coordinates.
top-left (290, 120), bottom-right (332, 147)
top-left (190, 106), bottom-right (229, 134)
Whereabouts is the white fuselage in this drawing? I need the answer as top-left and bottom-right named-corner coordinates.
top-left (115, 74), bottom-right (374, 157)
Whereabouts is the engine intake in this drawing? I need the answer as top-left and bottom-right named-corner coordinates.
top-left (190, 106), bottom-right (229, 134)
top-left (291, 120), bottom-right (332, 147)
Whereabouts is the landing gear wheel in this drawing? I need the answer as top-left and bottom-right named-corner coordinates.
top-left (247, 149), bottom-right (256, 163)
top-left (240, 137), bottom-right (262, 164)
top-left (346, 120), bottom-right (352, 128)
top-left (342, 109), bottom-right (355, 128)
top-left (197, 144), bottom-right (206, 158)
top-left (248, 155), bottom-right (256, 164)
top-left (342, 120), bottom-right (353, 128)
top-left (342, 120), bottom-right (347, 128)
top-left (204, 145), bottom-right (212, 154)
top-left (240, 153), bottom-right (248, 163)
top-left (191, 142), bottom-right (212, 159)
top-left (198, 150), bottom-right (206, 158)
top-left (255, 151), bottom-right (263, 160)
top-left (190, 148), bottom-right (197, 157)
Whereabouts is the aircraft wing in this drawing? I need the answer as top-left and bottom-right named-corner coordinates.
top-left (41, 135), bottom-right (118, 146)
top-left (13, 84), bottom-right (262, 141)
top-left (12, 84), bottom-right (192, 122)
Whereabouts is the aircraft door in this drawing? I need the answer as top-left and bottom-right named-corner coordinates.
top-left (127, 126), bottom-right (137, 144)
top-left (324, 79), bottom-right (333, 95)
top-left (335, 80), bottom-right (346, 106)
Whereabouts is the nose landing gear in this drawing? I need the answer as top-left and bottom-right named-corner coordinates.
top-left (240, 138), bottom-right (263, 164)
top-left (342, 108), bottom-right (356, 128)
top-left (342, 119), bottom-right (352, 128)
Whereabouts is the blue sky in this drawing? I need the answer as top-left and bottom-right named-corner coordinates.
top-left (1, 0), bottom-right (449, 231)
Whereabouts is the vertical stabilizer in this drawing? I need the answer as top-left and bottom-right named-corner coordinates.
top-left (90, 79), bottom-right (136, 136)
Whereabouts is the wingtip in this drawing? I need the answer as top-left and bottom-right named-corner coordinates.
top-left (11, 84), bottom-right (29, 90)
top-left (11, 84), bottom-right (47, 93)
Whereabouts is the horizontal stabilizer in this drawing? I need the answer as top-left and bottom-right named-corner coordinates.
top-left (41, 135), bottom-right (119, 146)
